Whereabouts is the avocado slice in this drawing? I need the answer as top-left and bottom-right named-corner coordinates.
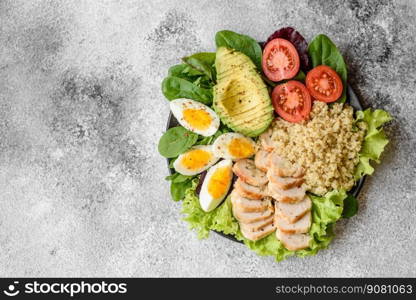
top-left (213, 47), bottom-right (273, 137)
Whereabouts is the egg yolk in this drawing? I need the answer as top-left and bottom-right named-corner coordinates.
top-left (228, 138), bottom-right (255, 158)
top-left (181, 149), bottom-right (212, 170)
top-left (207, 167), bottom-right (231, 199)
top-left (183, 109), bottom-right (212, 130)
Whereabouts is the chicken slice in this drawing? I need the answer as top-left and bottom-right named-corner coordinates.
top-left (275, 211), bottom-right (311, 234)
top-left (232, 205), bottom-right (274, 224)
top-left (254, 149), bottom-right (271, 172)
top-left (268, 152), bottom-right (305, 178)
top-left (239, 215), bottom-right (274, 232)
top-left (231, 191), bottom-right (272, 213)
top-left (268, 182), bottom-right (306, 203)
top-left (267, 169), bottom-right (304, 190)
top-left (234, 178), bottom-right (267, 200)
top-left (275, 196), bottom-right (312, 223)
top-left (276, 229), bottom-right (311, 251)
top-left (240, 222), bottom-right (276, 241)
top-left (259, 127), bottom-right (275, 152)
top-left (232, 159), bottom-right (268, 187)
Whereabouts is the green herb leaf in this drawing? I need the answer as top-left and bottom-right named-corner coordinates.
top-left (308, 34), bottom-right (348, 103)
top-left (182, 52), bottom-right (216, 81)
top-left (158, 126), bottom-right (198, 158)
top-left (215, 30), bottom-right (262, 69)
top-left (293, 70), bottom-right (306, 82)
top-left (161, 76), bottom-right (213, 104)
top-left (342, 194), bottom-right (358, 218)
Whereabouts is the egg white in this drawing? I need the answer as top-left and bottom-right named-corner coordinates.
top-left (173, 145), bottom-right (219, 176)
top-left (199, 159), bottom-right (233, 212)
top-left (170, 98), bottom-right (220, 137)
top-left (212, 132), bottom-right (256, 160)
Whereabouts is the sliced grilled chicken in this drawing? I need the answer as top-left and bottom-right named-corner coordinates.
top-left (254, 150), bottom-right (271, 172)
top-left (234, 178), bottom-right (267, 200)
top-left (276, 229), bottom-right (311, 251)
top-left (259, 127), bottom-right (275, 152)
top-left (269, 152), bottom-right (305, 178)
top-left (239, 215), bottom-right (274, 232)
top-left (232, 159), bottom-right (268, 186)
top-left (232, 205), bottom-right (274, 224)
top-left (268, 182), bottom-right (306, 203)
top-left (275, 211), bottom-right (311, 234)
top-left (231, 191), bottom-right (272, 213)
top-left (275, 196), bottom-right (312, 223)
top-left (267, 169), bottom-right (304, 190)
top-left (240, 222), bottom-right (276, 241)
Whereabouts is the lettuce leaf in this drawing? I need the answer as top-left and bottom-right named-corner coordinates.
top-left (181, 179), bottom-right (241, 239)
top-left (181, 178), bottom-right (347, 261)
top-left (354, 109), bottom-right (392, 180)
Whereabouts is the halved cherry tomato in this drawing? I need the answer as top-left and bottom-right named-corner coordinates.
top-left (262, 38), bottom-right (300, 82)
top-left (272, 80), bottom-right (311, 123)
top-left (306, 65), bottom-right (343, 103)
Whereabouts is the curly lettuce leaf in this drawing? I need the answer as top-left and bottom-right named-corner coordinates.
top-left (354, 109), bottom-right (392, 180)
top-left (181, 178), bottom-right (347, 261)
top-left (181, 179), bottom-right (240, 239)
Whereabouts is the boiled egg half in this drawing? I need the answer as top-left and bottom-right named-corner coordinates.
top-left (170, 99), bottom-right (220, 137)
top-left (173, 145), bottom-right (219, 176)
top-left (199, 159), bottom-right (233, 212)
top-left (212, 133), bottom-right (256, 160)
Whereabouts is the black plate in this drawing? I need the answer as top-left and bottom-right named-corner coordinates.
top-left (166, 85), bottom-right (366, 243)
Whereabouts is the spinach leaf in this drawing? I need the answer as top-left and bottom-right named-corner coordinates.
top-left (182, 52), bottom-right (216, 81)
top-left (308, 34), bottom-right (348, 103)
top-left (171, 179), bottom-right (193, 201)
top-left (215, 30), bottom-right (262, 69)
top-left (158, 126), bottom-right (198, 158)
top-left (342, 194), bottom-right (358, 218)
top-left (168, 64), bottom-right (204, 78)
top-left (293, 70), bottom-right (306, 82)
top-left (166, 173), bottom-right (194, 183)
top-left (161, 76), bottom-right (213, 104)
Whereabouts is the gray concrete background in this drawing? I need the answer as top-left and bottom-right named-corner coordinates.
top-left (0, 0), bottom-right (415, 277)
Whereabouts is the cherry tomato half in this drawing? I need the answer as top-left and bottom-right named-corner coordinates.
top-left (272, 80), bottom-right (311, 123)
top-left (305, 65), bottom-right (343, 103)
top-left (262, 38), bottom-right (300, 82)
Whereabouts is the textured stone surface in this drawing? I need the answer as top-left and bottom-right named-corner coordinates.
top-left (0, 0), bottom-right (415, 277)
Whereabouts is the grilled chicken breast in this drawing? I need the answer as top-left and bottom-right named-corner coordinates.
top-left (231, 191), bottom-right (272, 213)
top-left (254, 150), bottom-right (271, 172)
top-left (276, 229), bottom-right (311, 251)
top-left (240, 222), bottom-right (276, 241)
top-left (268, 182), bottom-right (306, 203)
top-left (234, 178), bottom-right (267, 200)
top-left (268, 152), bottom-right (305, 178)
top-left (275, 211), bottom-right (311, 234)
top-left (232, 159), bottom-right (268, 186)
top-left (259, 128), bottom-right (275, 152)
top-left (275, 196), bottom-right (312, 224)
top-left (267, 170), bottom-right (304, 190)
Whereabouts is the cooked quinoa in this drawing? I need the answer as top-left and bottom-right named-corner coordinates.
top-left (266, 101), bottom-right (366, 195)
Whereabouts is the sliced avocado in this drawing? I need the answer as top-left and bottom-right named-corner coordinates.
top-left (213, 47), bottom-right (273, 137)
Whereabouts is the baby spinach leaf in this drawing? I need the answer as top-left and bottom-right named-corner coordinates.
top-left (342, 194), bottom-right (358, 218)
top-left (308, 34), bottom-right (348, 103)
top-left (182, 52), bottom-right (216, 81)
top-left (161, 76), bottom-right (213, 104)
top-left (169, 64), bottom-right (203, 78)
top-left (158, 126), bottom-right (198, 158)
top-left (215, 30), bottom-right (262, 69)
top-left (171, 179), bottom-right (193, 201)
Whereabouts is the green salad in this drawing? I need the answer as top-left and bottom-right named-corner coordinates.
top-left (158, 27), bottom-right (392, 261)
